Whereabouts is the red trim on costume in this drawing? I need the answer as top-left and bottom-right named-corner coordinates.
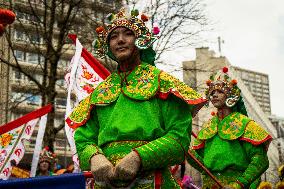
top-left (191, 142), bottom-right (205, 150)
top-left (132, 149), bottom-right (143, 168)
top-left (66, 104), bottom-right (96, 129)
top-left (68, 34), bottom-right (111, 79)
top-left (158, 91), bottom-right (207, 105)
top-left (239, 135), bottom-right (272, 146)
top-left (191, 131), bottom-right (198, 138)
top-left (0, 104), bottom-right (52, 135)
top-left (170, 165), bottom-right (179, 175)
top-left (155, 170), bottom-right (162, 189)
top-left (83, 171), bottom-right (93, 178)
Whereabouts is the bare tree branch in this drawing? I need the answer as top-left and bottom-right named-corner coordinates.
top-left (1, 0), bottom-right (121, 150)
top-left (126, 0), bottom-right (211, 63)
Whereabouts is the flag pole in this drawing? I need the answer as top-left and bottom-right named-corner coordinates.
top-left (190, 131), bottom-right (223, 188)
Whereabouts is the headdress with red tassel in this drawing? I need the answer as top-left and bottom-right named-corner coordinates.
top-left (205, 67), bottom-right (241, 107)
top-left (39, 146), bottom-right (55, 164)
top-left (93, 8), bottom-right (159, 65)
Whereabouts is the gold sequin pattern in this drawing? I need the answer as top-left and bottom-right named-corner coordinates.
top-left (242, 121), bottom-right (271, 143)
top-left (159, 71), bottom-right (202, 100)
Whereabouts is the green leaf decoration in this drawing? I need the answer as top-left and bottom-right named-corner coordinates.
top-left (131, 9), bottom-right (139, 17)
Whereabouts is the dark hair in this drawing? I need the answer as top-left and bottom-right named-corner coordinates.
top-left (231, 96), bottom-right (248, 116)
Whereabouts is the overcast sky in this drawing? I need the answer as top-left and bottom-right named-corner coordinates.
top-left (160, 0), bottom-right (284, 117)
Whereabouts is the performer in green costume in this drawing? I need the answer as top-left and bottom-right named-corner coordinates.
top-left (66, 8), bottom-right (206, 189)
top-left (188, 67), bottom-right (272, 189)
top-left (36, 147), bottom-right (56, 176)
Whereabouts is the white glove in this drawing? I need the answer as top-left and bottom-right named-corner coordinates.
top-left (114, 151), bottom-right (141, 181)
top-left (90, 154), bottom-right (115, 182)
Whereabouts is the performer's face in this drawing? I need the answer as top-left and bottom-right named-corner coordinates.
top-left (109, 27), bottom-right (138, 62)
top-left (39, 161), bottom-right (50, 172)
top-left (210, 89), bottom-right (227, 108)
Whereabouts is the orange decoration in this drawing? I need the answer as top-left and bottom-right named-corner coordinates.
top-left (141, 14), bottom-right (149, 22)
top-left (95, 26), bottom-right (105, 34)
top-left (211, 111), bottom-right (216, 116)
top-left (206, 80), bottom-right (212, 86)
top-left (0, 133), bottom-right (13, 148)
top-left (231, 79), bottom-right (238, 85)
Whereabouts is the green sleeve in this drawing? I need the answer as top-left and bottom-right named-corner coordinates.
top-left (236, 142), bottom-right (269, 188)
top-left (134, 95), bottom-right (192, 170)
top-left (74, 109), bottom-right (103, 170)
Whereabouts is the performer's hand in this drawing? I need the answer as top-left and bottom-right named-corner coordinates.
top-left (90, 154), bottom-right (115, 182)
top-left (114, 151), bottom-right (141, 181)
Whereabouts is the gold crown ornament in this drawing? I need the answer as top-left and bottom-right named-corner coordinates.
top-left (93, 8), bottom-right (159, 58)
top-left (39, 146), bottom-right (55, 164)
top-left (205, 67), bottom-right (241, 107)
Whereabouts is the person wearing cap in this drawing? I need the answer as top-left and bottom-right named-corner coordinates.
top-left (66, 8), bottom-right (206, 188)
top-left (188, 67), bottom-right (272, 189)
top-left (36, 147), bottom-right (56, 176)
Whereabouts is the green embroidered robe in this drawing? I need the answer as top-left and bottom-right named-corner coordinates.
top-left (189, 112), bottom-right (272, 189)
top-left (66, 63), bottom-right (206, 188)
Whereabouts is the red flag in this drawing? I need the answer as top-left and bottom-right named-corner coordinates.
top-left (0, 105), bottom-right (52, 179)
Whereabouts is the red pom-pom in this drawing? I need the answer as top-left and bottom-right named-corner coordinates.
top-left (141, 14), bottom-right (149, 22)
top-left (206, 80), bottom-right (212, 86)
top-left (0, 9), bottom-right (16, 25)
top-left (222, 67), bottom-right (228, 73)
top-left (95, 26), bottom-right (105, 34)
top-left (44, 146), bottom-right (50, 151)
top-left (231, 79), bottom-right (238, 85)
top-left (211, 111), bottom-right (216, 116)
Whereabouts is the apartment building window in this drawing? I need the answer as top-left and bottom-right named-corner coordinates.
top-left (58, 59), bottom-right (69, 67)
top-left (27, 52), bottom-right (39, 64)
top-left (11, 92), bottom-right (26, 102)
top-left (12, 69), bottom-right (22, 80)
top-left (26, 94), bottom-right (42, 105)
top-left (14, 30), bottom-right (25, 41)
top-left (55, 98), bottom-right (67, 108)
top-left (15, 11), bottom-right (25, 20)
top-left (14, 50), bottom-right (25, 61)
top-left (30, 33), bottom-right (41, 44)
top-left (56, 79), bottom-right (65, 87)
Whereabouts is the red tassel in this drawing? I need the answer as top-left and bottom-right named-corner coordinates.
top-left (154, 170), bottom-right (162, 189)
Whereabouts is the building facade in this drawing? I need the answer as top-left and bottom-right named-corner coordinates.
top-left (0, 0), bottom-right (122, 167)
top-left (269, 115), bottom-right (284, 165)
top-left (233, 66), bottom-right (271, 115)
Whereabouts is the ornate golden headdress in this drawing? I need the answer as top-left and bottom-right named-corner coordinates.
top-left (39, 147), bottom-right (55, 164)
top-left (93, 8), bottom-right (159, 59)
top-left (205, 67), bottom-right (241, 107)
